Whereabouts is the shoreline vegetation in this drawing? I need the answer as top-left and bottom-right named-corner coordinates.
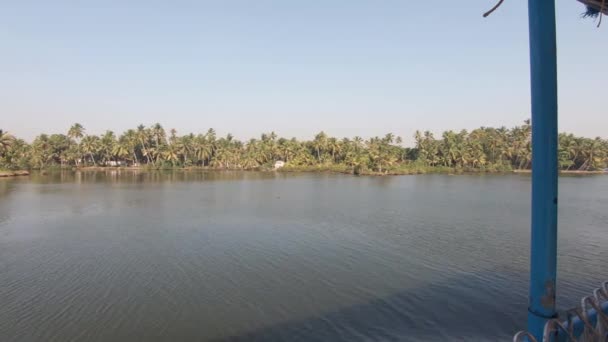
top-left (0, 170), bottom-right (29, 177)
top-left (2, 166), bottom-right (604, 178)
top-left (1, 166), bottom-right (603, 179)
top-left (31, 165), bottom-right (608, 176)
top-left (1, 164), bottom-right (606, 177)
top-left (1, 121), bottom-right (607, 177)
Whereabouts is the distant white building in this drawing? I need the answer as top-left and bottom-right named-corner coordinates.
top-left (106, 161), bottom-right (126, 167)
top-left (274, 160), bottom-right (285, 169)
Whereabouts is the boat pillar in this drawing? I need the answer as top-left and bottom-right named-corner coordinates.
top-left (526, 0), bottom-right (559, 340)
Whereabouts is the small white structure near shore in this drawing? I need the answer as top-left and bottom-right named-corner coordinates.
top-left (106, 161), bottom-right (126, 167)
top-left (274, 160), bottom-right (285, 169)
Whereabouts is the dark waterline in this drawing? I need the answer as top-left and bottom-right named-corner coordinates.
top-left (1, 171), bottom-right (607, 341)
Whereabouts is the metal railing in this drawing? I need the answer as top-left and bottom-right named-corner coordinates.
top-left (514, 281), bottom-right (608, 341)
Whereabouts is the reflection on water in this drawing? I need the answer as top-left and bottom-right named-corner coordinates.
top-left (0, 171), bottom-right (607, 341)
top-left (21, 169), bottom-right (289, 184)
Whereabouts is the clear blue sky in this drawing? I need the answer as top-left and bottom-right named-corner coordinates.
top-left (1, 1), bottom-right (605, 145)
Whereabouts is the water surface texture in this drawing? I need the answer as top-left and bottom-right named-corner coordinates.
top-left (1, 171), bottom-right (607, 341)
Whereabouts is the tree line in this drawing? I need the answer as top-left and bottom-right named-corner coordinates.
top-left (1, 120), bottom-right (607, 173)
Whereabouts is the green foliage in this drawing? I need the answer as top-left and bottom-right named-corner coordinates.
top-left (1, 121), bottom-right (607, 173)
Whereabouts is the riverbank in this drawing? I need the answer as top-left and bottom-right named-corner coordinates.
top-left (33, 165), bottom-right (607, 176)
top-left (280, 165), bottom-right (607, 175)
top-left (0, 170), bottom-right (30, 177)
top-left (48, 164), bottom-right (449, 175)
top-left (512, 169), bottom-right (607, 174)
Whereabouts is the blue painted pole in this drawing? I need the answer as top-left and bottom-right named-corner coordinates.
top-left (526, 0), bottom-right (559, 340)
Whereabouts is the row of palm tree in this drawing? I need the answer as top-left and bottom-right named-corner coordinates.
top-left (1, 121), bottom-right (607, 172)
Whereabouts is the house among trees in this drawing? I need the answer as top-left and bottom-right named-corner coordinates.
top-left (106, 160), bottom-right (126, 167)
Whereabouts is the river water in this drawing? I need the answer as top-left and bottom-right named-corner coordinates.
top-left (0, 171), bottom-right (606, 341)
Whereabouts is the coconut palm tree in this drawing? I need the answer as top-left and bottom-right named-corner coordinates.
top-left (0, 129), bottom-right (15, 155)
top-left (30, 134), bottom-right (52, 168)
top-left (152, 123), bottom-right (166, 146)
top-left (68, 123), bottom-right (84, 142)
top-left (1, 138), bottom-right (30, 169)
top-left (112, 142), bottom-right (130, 164)
top-left (99, 131), bottom-right (117, 164)
top-left (151, 123), bottom-right (167, 163)
top-left (579, 137), bottom-right (605, 170)
top-left (80, 135), bottom-right (100, 165)
top-left (278, 138), bottom-right (297, 163)
top-left (136, 125), bottom-right (152, 164)
top-left (312, 131), bottom-right (328, 162)
top-left (193, 135), bottom-right (212, 166)
top-left (327, 137), bottom-right (341, 163)
top-left (162, 143), bottom-right (179, 166)
top-left (175, 135), bottom-right (193, 166)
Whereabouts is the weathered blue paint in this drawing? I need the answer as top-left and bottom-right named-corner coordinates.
top-left (526, 0), bottom-right (559, 340)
